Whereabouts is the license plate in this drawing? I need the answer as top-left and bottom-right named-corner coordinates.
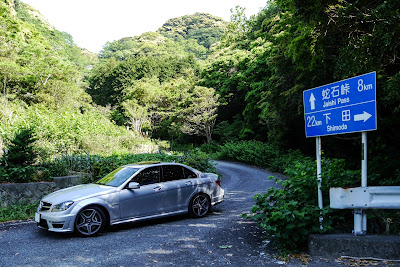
top-left (35, 212), bottom-right (40, 223)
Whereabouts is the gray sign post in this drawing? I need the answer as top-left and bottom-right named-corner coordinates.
top-left (303, 72), bottom-right (377, 234)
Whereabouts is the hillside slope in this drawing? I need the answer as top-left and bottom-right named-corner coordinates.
top-left (0, 0), bottom-right (154, 159)
top-left (100, 13), bottom-right (227, 60)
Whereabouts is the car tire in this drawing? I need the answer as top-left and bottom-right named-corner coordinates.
top-left (75, 206), bottom-right (106, 237)
top-left (189, 193), bottom-right (211, 218)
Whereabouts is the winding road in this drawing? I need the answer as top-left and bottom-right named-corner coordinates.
top-left (0, 161), bottom-right (378, 266)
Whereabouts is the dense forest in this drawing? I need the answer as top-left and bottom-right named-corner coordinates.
top-left (1, 0), bottom-right (400, 180)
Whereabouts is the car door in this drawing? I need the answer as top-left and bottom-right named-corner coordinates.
top-left (161, 165), bottom-right (198, 212)
top-left (119, 166), bottom-right (163, 220)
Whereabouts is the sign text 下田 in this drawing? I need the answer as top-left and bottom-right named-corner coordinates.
top-left (303, 72), bottom-right (377, 137)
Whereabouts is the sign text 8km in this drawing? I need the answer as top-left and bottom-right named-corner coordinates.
top-left (303, 72), bottom-right (377, 137)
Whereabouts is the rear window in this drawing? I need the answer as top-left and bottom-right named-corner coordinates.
top-left (183, 167), bottom-right (197, 178)
top-left (163, 165), bottom-right (185, 182)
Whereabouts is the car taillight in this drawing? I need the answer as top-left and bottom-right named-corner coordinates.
top-left (216, 179), bottom-right (221, 187)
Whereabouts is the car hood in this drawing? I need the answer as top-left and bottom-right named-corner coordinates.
top-left (42, 184), bottom-right (116, 204)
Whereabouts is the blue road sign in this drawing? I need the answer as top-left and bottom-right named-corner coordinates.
top-left (303, 72), bottom-right (377, 137)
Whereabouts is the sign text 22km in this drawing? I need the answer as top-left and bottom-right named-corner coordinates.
top-left (303, 72), bottom-right (377, 138)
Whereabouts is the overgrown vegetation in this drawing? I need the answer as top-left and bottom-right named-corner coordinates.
top-left (216, 140), bottom-right (399, 253)
top-left (51, 149), bottom-right (216, 182)
top-left (1, 149), bottom-right (216, 184)
top-left (0, 202), bottom-right (38, 222)
top-left (246, 156), bottom-right (359, 253)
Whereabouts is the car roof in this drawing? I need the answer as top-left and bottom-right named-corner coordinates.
top-left (124, 161), bottom-right (188, 169)
top-left (123, 162), bottom-right (201, 173)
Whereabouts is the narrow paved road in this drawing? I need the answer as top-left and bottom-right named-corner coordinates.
top-left (0, 161), bottom-right (389, 266)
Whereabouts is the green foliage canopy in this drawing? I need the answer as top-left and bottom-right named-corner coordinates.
top-left (157, 12), bottom-right (227, 50)
top-left (203, 0), bottom-right (400, 160)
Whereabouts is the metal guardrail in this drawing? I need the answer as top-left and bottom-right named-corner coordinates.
top-left (330, 186), bottom-right (400, 209)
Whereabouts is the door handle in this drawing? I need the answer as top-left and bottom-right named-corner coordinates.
top-left (185, 181), bottom-right (193, 185)
top-left (153, 186), bottom-right (162, 191)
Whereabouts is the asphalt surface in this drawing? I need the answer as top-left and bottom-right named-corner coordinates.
top-left (0, 161), bottom-right (398, 266)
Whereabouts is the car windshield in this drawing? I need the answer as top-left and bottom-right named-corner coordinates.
top-left (95, 167), bottom-right (139, 187)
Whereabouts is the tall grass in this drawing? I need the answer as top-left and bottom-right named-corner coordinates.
top-left (0, 202), bottom-right (38, 222)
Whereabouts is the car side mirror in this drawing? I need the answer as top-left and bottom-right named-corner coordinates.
top-left (128, 182), bottom-right (140, 190)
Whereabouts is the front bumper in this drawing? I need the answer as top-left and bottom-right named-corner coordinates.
top-left (35, 212), bottom-right (76, 233)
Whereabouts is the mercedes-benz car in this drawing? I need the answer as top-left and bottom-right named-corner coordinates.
top-left (35, 162), bottom-right (224, 236)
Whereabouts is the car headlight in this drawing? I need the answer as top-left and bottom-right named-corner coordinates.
top-left (51, 201), bottom-right (74, 212)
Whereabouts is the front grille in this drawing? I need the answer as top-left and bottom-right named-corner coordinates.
top-left (39, 201), bottom-right (52, 211)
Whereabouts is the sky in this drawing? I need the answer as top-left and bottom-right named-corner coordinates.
top-left (21, 0), bottom-right (267, 53)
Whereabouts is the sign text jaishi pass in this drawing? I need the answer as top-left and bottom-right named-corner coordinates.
top-left (303, 72), bottom-right (377, 137)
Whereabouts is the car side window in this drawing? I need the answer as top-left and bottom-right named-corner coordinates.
top-left (133, 167), bottom-right (160, 185)
top-left (163, 165), bottom-right (185, 182)
top-left (183, 167), bottom-right (197, 179)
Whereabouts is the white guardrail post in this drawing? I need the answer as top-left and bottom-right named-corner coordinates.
top-left (353, 132), bottom-right (368, 235)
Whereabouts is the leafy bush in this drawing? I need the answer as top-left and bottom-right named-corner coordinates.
top-left (268, 149), bottom-right (305, 173)
top-left (368, 209), bottom-right (400, 235)
top-left (217, 140), bottom-right (280, 167)
top-left (88, 153), bottom-right (178, 181)
top-left (0, 165), bottom-right (52, 183)
top-left (43, 153), bottom-right (93, 177)
top-left (199, 141), bottom-right (221, 154)
top-left (215, 140), bottom-right (400, 248)
top-left (244, 189), bottom-right (332, 253)
top-left (243, 151), bottom-right (360, 253)
top-left (179, 148), bottom-right (217, 174)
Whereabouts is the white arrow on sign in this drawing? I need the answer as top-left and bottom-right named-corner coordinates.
top-left (354, 111), bottom-right (372, 122)
top-left (309, 93), bottom-right (316, 110)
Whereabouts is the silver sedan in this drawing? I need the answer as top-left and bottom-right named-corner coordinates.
top-left (35, 162), bottom-right (224, 236)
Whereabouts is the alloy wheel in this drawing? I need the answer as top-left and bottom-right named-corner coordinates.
top-left (190, 194), bottom-right (210, 217)
top-left (75, 207), bottom-right (105, 236)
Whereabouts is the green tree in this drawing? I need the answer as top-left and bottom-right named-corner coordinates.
top-left (179, 86), bottom-right (219, 143)
top-left (2, 127), bottom-right (37, 166)
top-left (87, 58), bottom-right (120, 106)
top-left (220, 6), bottom-right (249, 47)
top-left (157, 12), bottom-right (227, 50)
top-left (120, 77), bottom-right (162, 133)
top-left (122, 99), bottom-right (149, 133)
top-left (0, 61), bottom-right (21, 95)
